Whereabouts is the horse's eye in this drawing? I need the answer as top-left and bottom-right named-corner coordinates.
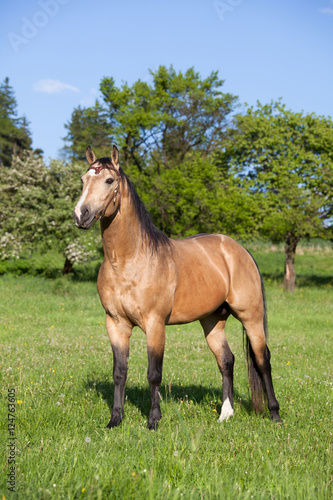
top-left (106, 178), bottom-right (114, 185)
top-left (81, 178), bottom-right (84, 185)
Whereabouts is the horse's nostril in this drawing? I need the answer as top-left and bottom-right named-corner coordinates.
top-left (74, 205), bottom-right (90, 227)
top-left (81, 207), bottom-right (89, 222)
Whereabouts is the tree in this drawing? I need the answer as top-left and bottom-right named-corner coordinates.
top-left (62, 101), bottom-right (112, 161)
top-left (228, 101), bottom-right (333, 292)
top-left (99, 66), bottom-right (238, 170)
top-left (127, 152), bottom-right (260, 239)
top-left (0, 77), bottom-right (32, 165)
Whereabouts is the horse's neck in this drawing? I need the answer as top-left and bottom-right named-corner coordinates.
top-left (100, 196), bottom-right (142, 263)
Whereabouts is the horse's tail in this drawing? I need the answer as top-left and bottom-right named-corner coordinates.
top-left (243, 252), bottom-right (268, 413)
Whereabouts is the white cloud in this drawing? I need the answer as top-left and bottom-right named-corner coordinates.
top-left (319, 7), bottom-right (333, 14)
top-left (33, 79), bottom-right (79, 93)
top-left (320, 1), bottom-right (333, 14)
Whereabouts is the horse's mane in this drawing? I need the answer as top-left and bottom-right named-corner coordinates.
top-left (121, 170), bottom-right (172, 254)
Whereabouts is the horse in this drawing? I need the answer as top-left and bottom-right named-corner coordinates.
top-left (73, 145), bottom-right (281, 429)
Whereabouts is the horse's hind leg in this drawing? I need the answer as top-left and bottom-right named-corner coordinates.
top-left (145, 317), bottom-right (166, 430)
top-left (242, 318), bottom-right (281, 422)
top-left (200, 311), bottom-right (235, 422)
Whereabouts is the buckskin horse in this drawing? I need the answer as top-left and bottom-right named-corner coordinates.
top-left (73, 146), bottom-right (281, 429)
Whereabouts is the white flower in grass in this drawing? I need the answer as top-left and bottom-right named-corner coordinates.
top-left (85, 437), bottom-right (91, 443)
top-left (173, 451), bottom-right (179, 457)
top-left (56, 401), bottom-right (61, 406)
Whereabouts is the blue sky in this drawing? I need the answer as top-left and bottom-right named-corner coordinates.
top-left (1, 0), bottom-right (333, 162)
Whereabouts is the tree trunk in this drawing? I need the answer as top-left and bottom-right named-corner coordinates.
top-left (283, 233), bottom-right (299, 292)
top-left (62, 257), bottom-right (73, 275)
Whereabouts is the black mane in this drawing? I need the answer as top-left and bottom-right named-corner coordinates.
top-left (92, 157), bottom-right (112, 167)
top-left (88, 157), bottom-right (118, 174)
top-left (121, 169), bottom-right (172, 253)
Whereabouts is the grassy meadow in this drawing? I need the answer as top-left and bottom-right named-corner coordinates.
top-left (0, 242), bottom-right (332, 499)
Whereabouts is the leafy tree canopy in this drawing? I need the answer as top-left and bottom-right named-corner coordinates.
top-left (62, 101), bottom-right (112, 161)
top-left (127, 151), bottom-right (259, 240)
top-left (228, 100), bottom-right (333, 290)
top-left (101, 66), bottom-right (238, 170)
top-left (0, 77), bottom-right (32, 166)
top-left (62, 66), bottom-right (238, 171)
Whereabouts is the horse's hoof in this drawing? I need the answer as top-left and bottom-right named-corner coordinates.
top-left (271, 412), bottom-right (282, 423)
top-left (107, 409), bottom-right (123, 428)
top-left (106, 418), bottom-right (122, 428)
top-left (147, 420), bottom-right (159, 430)
top-left (147, 409), bottom-right (161, 430)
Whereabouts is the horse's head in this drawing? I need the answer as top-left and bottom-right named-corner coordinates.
top-left (73, 146), bottom-right (122, 229)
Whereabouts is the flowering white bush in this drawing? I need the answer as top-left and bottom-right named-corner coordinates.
top-left (64, 240), bottom-right (98, 265)
top-left (0, 152), bottom-right (103, 270)
top-left (0, 233), bottom-right (22, 260)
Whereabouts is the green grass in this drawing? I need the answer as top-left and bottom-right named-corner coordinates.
top-left (0, 249), bottom-right (332, 499)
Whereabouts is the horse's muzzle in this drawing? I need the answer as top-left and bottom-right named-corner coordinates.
top-left (73, 206), bottom-right (94, 229)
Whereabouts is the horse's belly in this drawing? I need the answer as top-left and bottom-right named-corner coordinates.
top-left (167, 267), bottom-right (228, 325)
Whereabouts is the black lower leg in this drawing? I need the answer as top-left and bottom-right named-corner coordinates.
top-left (262, 347), bottom-right (281, 422)
top-left (107, 346), bottom-right (128, 428)
top-left (147, 349), bottom-right (163, 430)
top-left (221, 343), bottom-right (235, 407)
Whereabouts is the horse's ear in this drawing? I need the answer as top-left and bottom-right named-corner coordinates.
top-left (111, 145), bottom-right (119, 168)
top-left (86, 146), bottom-right (97, 165)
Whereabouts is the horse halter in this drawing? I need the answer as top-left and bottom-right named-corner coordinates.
top-left (87, 161), bottom-right (122, 221)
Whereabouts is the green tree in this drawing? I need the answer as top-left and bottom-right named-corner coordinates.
top-left (228, 101), bottom-right (333, 291)
top-left (99, 66), bottom-right (238, 170)
top-left (62, 101), bottom-right (112, 161)
top-left (0, 77), bottom-right (32, 165)
top-left (127, 152), bottom-right (260, 239)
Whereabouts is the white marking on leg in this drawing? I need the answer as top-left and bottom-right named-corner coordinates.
top-left (218, 397), bottom-right (234, 422)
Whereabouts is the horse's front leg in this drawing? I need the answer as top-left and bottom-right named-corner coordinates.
top-left (146, 319), bottom-right (165, 430)
top-left (105, 315), bottom-right (132, 428)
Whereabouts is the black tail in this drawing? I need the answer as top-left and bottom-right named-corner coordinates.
top-left (243, 252), bottom-right (268, 413)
